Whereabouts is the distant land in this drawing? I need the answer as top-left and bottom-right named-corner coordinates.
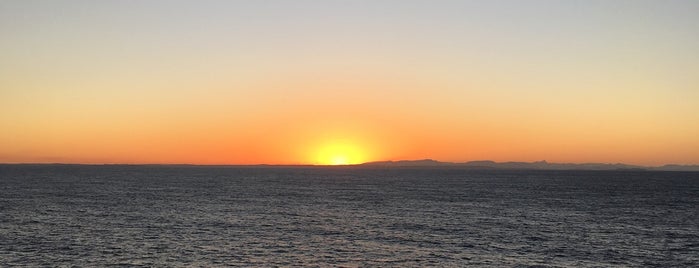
top-left (358, 159), bottom-right (699, 172)
top-left (2, 160), bottom-right (699, 171)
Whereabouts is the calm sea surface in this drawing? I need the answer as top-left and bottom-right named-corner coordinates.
top-left (0, 165), bottom-right (697, 267)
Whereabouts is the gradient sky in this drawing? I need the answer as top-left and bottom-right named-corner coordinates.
top-left (1, 0), bottom-right (698, 165)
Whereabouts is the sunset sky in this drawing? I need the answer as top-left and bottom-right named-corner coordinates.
top-left (1, 0), bottom-right (698, 165)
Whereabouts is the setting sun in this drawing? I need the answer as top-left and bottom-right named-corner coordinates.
top-left (314, 142), bottom-right (367, 165)
top-left (330, 155), bottom-right (349, 166)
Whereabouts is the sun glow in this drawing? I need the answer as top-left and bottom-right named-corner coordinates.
top-left (315, 141), bottom-right (366, 165)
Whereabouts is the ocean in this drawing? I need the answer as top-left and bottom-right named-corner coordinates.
top-left (1, 165), bottom-right (697, 267)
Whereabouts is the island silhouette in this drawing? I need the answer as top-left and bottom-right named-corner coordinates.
top-left (357, 159), bottom-right (699, 172)
top-left (5, 160), bottom-right (698, 171)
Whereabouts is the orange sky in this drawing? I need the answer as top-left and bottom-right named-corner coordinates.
top-left (1, 1), bottom-right (698, 165)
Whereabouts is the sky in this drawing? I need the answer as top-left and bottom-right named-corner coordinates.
top-left (1, 0), bottom-right (698, 165)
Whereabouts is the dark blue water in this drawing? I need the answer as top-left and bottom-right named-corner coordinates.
top-left (1, 165), bottom-right (697, 267)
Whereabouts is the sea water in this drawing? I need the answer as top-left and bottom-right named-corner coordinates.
top-left (1, 165), bottom-right (697, 267)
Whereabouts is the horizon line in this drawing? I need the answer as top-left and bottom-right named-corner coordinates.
top-left (1, 159), bottom-right (698, 168)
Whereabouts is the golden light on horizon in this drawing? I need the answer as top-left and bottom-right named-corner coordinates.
top-left (313, 141), bottom-right (367, 165)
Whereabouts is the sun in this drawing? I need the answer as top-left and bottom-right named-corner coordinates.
top-left (329, 155), bottom-right (349, 165)
top-left (314, 141), bottom-right (366, 165)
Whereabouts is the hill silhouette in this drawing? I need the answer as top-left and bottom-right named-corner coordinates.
top-left (359, 159), bottom-right (699, 171)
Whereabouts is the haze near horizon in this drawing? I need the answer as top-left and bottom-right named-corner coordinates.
top-left (1, 0), bottom-right (698, 165)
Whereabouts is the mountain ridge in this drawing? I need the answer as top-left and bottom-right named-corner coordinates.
top-left (359, 159), bottom-right (699, 171)
top-left (1, 161), bottom-right (698, 171)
